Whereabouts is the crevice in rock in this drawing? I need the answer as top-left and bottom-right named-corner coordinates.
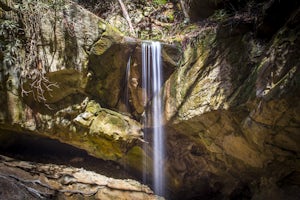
top-left (265, 142), bottom-right (299, 157)
top-left (0, 130), bottom-right (136, 181)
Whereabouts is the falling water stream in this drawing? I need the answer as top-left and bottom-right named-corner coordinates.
top-left (123, 56), bottom-right (131, 111)
top-left (142, 41), bottom-right (165, 196)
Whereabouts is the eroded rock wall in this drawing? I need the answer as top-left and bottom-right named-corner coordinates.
top-left (0, 0), bottom-right (179, 179)
top-left (163, 5), bottom-right (300, 200)
top-left (1, 0), bottom-right (299, 199)
top-left (0, 0), bottom-right (147, 170)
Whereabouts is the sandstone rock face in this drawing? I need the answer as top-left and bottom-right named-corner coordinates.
top-left (163, 7), bottom-right (300, 199)
top-left (1, 95), bottom-right (144, 162)
top-left (0, 0), bottom-right (179, 182)
top-left (86, 36), bottom-right (180, 116)
top-left (1, 0), bottom-right (300, 199)
top-left (0, 155), bottom-right (162, 200)
top-left (0, 0), bottom-right (145, 170)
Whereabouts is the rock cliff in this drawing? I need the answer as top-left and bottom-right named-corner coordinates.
top-left (0, 0), bottom-right (299, 199)
top-left (162, 1), bottom-right (300, 199)
top-left (0, 0), bottom-right (178, 164)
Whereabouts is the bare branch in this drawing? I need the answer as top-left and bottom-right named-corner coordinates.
top-left (117, 0), bottom-right (135, 36)
top-left (179, 0), bottom-right (190, 23)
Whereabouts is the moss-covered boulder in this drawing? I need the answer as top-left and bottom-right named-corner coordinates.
top-left (0, 97), bottom-right (145, 166)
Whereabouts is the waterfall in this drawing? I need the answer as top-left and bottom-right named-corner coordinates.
top-left (142, 41), bottom-right (165, 196)
top-left (123, 56), bottom-right (131, 111)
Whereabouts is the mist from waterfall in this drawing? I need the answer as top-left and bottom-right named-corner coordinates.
top-left (142, 41), bottom-right (165, 196)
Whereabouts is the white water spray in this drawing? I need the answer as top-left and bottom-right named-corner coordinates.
top-left (142, 41), bottom-right (165, 196)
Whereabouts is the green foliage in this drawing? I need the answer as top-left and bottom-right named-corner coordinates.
top-left (153, 0), bottom-right (167, 6)
top-left (0, 0), bottom-right (60, 107)
top-left (211, 9), bottom-right (229, 21)
top-left (0, 19), bottom-right (22, 67)
top-left (0, 20), bottom-right (18, 35)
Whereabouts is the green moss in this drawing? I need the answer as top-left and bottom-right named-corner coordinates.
top-left (90, 136), bottom-right (123, 160)
top-left (170, 76), bottom-right (177, 98)
top-left (92, 21), bottom-right (123, 55)
top-left (200, 135), bottom-right (213, 147)
top-left (167, 12), bottom-right (174, 22)
top-left (100, 22), bottom-right (123, 41)
top-left (200, 31), bottom-right (216, 50)
top-left (126, 146), bottom-right (143, 162)
top-left (210, 9), bottom-right (229, 22)
top-left (98, 21), bottom-right (107, 33)
top-left (153, 0), bottom-right (167, 5)
top-left (91, 37), bottom-right (113, 55)
top-left (125, 146), bottom-right (151, 173)
top-left (109, 116), bottom-right (122, 126)
top-left (85, 100), bottom-right (101, 114)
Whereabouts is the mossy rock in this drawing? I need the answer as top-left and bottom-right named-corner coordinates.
top-left (153, 0), bottom-right (167, 5)
top-left (89, 136), bottom-right (123, 160)
top-left (124, 146), bottom-right (153, 174)
top-left (85, 100), bottom-right (101, 114)
top-left (91, 37), bottom-right (113, 56)
top-left (89, 108), bottom-right (143, 141)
